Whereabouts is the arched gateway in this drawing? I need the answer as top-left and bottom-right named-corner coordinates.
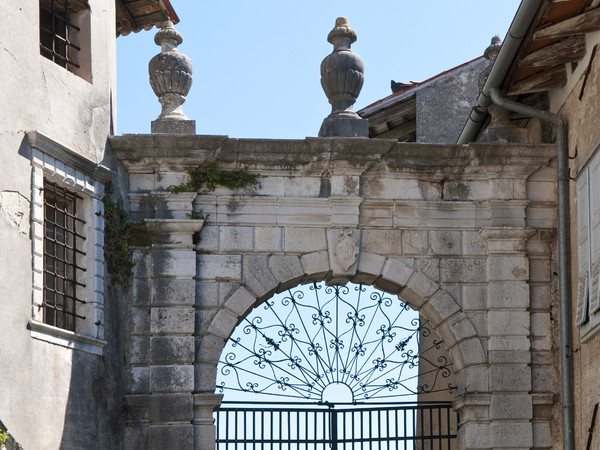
top-left (111, 135), bottom-right (558, 450)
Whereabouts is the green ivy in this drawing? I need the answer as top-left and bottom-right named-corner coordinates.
top-left (0, 430), bottom-right (8, 445)
top-left (167, 160), bottom-right (262, 194)
top-left (103, 182), bottom-right (153, 284)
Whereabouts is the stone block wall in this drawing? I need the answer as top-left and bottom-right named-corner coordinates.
top-left (111, 135), bottom-right (559, 449)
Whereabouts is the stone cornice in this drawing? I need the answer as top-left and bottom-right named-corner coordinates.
top-left (28, 130), bottom-right (113, 182)
top-left (110, 134), bottom-right (556, 177)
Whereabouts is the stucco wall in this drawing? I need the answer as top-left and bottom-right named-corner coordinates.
top-left (0, 1), bottom-right (120, 448)
top-left (550, 30), bottom-right (600, 450)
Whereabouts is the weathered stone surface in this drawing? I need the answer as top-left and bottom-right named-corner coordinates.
top-left (197, 254), bottom-right (242, 281)
top-left (285, 227), bottom-right (327, 253)
top-left (441, 258), bottom-right (486, 284)
top-left (222, 286), bottom-right (256, 317)
top-left (150, 365), bottom-right (194, 392)
top-left (361, 229), bottom-right (403, 256)
top-left (269, 255), bottom-right (305, 287)
top-left (152, 278), bottom-right (195, 306)
top-left (255, 227), bottom-right (283, 252)
top-left (243, 255), bottom-right (279, 298)
top-left (150, 307), bottom-right (195, 335)
top-left (301, 251), bottom-right (330, 279)
top-left (149, 393), bottom-right (193, 422)
top-left (151, 336), bottom-right (195, 364)
top-left (148, 424), bottom-right (194, 450)
top-left (219, 226), bottom-right (254, 252)
top-left (430, 230), bottom-right (461, 255)
top-left (206, 308), bottom-right (239, 340)
top-left (490, 394), bottom-right (532, 420)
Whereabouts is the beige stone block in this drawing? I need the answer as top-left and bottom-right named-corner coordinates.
top-left (379, 258), bottom-right (413, 292)
top-left (530, 312), bottom-right (551, 337)
top-left (459, 423), bottom-right (490, 449)
top-left (131, 307), bottom-right (150, 335)
top-left (149, 393), bottom-right (193, 423)
top-left (197, 334), bottom-right (225, 364)
top-left (490, 178), bottom-right (516, 200)
top-left (486, 254), bottom-right (529, 281)
top-left (490, 394), bottom-right (532, 420)
top-left (430, 230), bottom-right (461, 255)
top-left (455, 365), bottom-right (489, 393)
top-left (129, 336), bottom-right (150, 365)
top-left (150, 307), bottom-right (195, 335)
top-left (489, 350), bottom-right (530, 364)
top-left (128, 366), bottom-right (150, 394)
top-left (284, 227), bottom-right (327, 253)
top-left (487, 282), bottom-right (529, 309)
top-left (219, 226), bottom-right (254, 252)
top-left (194, 363), bottom-right (218, 392)
top-left (462, 230), bottom-right (486, 255)
top-left (223, 286), bottom-right (257, 317)
top-left (529, 258), bottom-right (551, 283)
top-left (527, 180), bottom-right (556, 202)
top-left (361, 229), bottom-right (403, 256)
top-left (207, 308), bottom-right (239, 340)
top-left (461, 285), bottom-right (487, 310)
top-left (152, 249), bottom-right (197, 277)
top-left (532, 421), bottom-right (553, 449)
top-left (284, 177), bottom-right (321, 197)
top-left (441, 258), bottom-right (486, 284)
top-left (243, 254), bottom-right (278, 298)
top-left (356, 252), bottom-right (386, 279)
top-left (196, 254), bottom-right (242, 281)
top-left (488, 337), bottom-right (530, 351)
top-left (196, 281), bottom-right (220, 308)
top-left (426, 289), bottom-right (461, 323)
top-left (152, 278), bottom-right (195, 306)
top-left (489, 421), bottom-right (532, 448)
top-left (150, 365), bottom-right (194, 393)
top-left (331, 175), bottom-right (359, 196)
top-left (148, 424), bottom-right (194, 450)
top-left (150, 336), bottom-right (195, 364)
top-left (449, 337), bottom-right (486, 371)
top-left (488, 310), bottom-right (529, 336)
top-left (489, 365), bottom-right (531, 391)
top-left (195, 309), bottom-right (217, 337)
top-left (269, 254), bottom-right (305, 288)
top-left (255, 227), bottom-right (282, 252)
top-left (416, 258), bottom-right (440, 282)
top-left (301, 251), bottom-right (330, 280)
top-left (196, 225), bottom-right (219, 252)
top-left (406, 271), bottom-right (438, 299)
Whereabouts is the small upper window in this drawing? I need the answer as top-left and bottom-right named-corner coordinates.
top-left (43, 180), bottom-right (87, 332)
top-left (39, 0), bottom-right (91, 80)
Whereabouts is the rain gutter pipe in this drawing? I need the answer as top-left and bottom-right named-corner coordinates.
top-left (488, 88), bottom-right (574, 450)
top-left (454, 0), bottom-right (574, 446)
top-left (456, 0), bottom-right (543, 145)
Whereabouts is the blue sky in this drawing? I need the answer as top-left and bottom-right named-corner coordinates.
top-left (116, 0), bottom-right (522, 139)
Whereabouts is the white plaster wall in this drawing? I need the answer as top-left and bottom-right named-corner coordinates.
top-left (0, 1), bottom-right (117, 448)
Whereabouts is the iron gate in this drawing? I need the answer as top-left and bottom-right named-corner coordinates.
top-left (215, 401), bottom-right (458, 449)
top-left (215, 282), bottom-right (459, 449)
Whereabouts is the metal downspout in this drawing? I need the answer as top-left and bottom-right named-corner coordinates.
top-left (456, 0), bottom-right (543, 145)
top-left (489, 88), bottom-right (574, 450)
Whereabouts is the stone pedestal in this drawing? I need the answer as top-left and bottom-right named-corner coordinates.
top-left (318, 115), bottom-right (368, 138)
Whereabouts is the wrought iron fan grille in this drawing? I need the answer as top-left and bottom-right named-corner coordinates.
top-left (217, 282), bottom-right (455, 402)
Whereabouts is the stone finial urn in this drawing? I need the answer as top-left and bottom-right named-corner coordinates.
top-left (149, 20), bottom-right (195, 134)
top-left (319, 17), bottom-right (368, 138)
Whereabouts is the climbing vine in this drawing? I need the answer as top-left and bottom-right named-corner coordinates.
top-left (166, 160), bottom-right (263, 194)
top-left (102, 182), bottom-right (153, 284)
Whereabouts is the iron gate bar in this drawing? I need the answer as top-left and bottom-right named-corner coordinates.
top-left (215, 401), bottom-right (458, 449)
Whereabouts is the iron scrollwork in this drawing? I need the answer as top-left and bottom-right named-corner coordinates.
top-left (217, 282), bottom-right (455, 401)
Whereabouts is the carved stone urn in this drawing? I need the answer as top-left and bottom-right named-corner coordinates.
top-left (318, 17), bottom-right (368, 137)
top-left (149, 20), bottom-right (195, 134)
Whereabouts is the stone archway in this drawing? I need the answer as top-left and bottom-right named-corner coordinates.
top-left (193, 255), bottom-right (485, 450)
top-left (111, 135), bottom-right (558, 450)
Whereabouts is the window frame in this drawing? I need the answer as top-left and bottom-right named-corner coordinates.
top-left (27, 131), bottom-right (111, 355)
top-left (39, 0), bottom-right (91, 81)
top-left (575, 145), bottom-right (600, 342)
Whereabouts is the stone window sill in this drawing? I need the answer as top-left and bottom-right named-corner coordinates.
top-left (29, 320), bottom-right (106, 356)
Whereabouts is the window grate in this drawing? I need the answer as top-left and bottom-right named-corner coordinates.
top-left (43, 180), bottom-right (86, 332)
top-left (39, 0), bottom-right (81, 69)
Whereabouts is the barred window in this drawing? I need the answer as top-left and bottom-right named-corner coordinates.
top-left (39, 0), bottom-right (90, 79)
top-left (43, 180), bottom-right (87, 332)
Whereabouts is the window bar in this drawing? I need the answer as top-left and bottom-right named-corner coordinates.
top-left (40, 0), bottom-right (82, 68)
top-left (43, 181), bottom-right (86, 332)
